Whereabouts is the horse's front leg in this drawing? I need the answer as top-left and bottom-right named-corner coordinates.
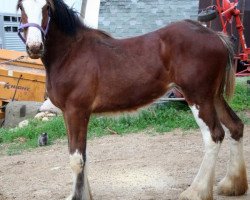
top-left (64, 109), bottom-right (92, 200)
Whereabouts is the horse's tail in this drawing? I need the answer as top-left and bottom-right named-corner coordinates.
top-left (217, 32), bottom-right (235, 100)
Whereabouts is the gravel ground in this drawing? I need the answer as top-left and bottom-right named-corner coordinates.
top-left (0, 127), bottom-right (249, 200)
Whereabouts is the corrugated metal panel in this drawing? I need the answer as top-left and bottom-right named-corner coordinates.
top-left (5, 34), bottom-right (25, 51)
top-left (0, 14), bottom-right (3, 49)
top-left (0, 13), bottom-right (25, 51)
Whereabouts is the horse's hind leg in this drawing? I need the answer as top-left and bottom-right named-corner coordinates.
top-left (215, 97), bottom-right (248, 196)
top-left (180, 101), bottom-right (224, 200)
top-left (64, 109), bottom-right (92, 200)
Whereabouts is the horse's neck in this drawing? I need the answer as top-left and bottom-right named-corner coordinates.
top-left (42, 24), bottom-right (78, 70)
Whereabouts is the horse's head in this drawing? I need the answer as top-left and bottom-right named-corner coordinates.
top-left (17, 0), bottom-right (52, 59)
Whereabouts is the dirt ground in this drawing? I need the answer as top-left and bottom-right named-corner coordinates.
top-left (0, 126), bottom-right (249, 200)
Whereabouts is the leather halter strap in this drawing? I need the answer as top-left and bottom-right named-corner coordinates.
top-left (18, 16), bottom-right (50, 44)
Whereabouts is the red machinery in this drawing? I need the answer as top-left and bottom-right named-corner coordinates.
top-left (198, 0), bottom-right (250, 76)
top-left (166, 0), bottom-right (249, 101)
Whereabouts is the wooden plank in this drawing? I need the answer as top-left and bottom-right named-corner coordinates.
top-left (0, 112), bottom-right (5, 119)
top-left (0, 68), bottom-right (45, 82)
top-left (0, 49), bottom-right (44, 70)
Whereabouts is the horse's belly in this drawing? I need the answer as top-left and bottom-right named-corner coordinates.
top-left (92, 81), bottom-right (168, 113)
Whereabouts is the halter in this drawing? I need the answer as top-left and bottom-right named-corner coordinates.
top-left (18, 16), bottom-right (50, 44)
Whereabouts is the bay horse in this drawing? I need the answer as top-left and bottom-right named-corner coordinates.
top-left (17, 0), bottom-right (248, 199)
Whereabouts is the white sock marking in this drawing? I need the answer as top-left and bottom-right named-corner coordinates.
top-left (70, 150), bottom-right (84, 174)
top-left (221, 124), bottom-right (245, 177)
top-left (189, 105), bottom-right (220, 193)
top-left (69, 150), bottom-right (91, 200)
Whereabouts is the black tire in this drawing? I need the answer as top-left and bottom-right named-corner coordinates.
top-left (198, 9), bottom-right (217, 22)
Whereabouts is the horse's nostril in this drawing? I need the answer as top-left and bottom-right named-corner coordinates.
top-left (40, 43), bottom-right (44, 51)
top-left (26, 43), bottom-right (44, 55)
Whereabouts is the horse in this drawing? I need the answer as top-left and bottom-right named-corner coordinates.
top-left (17, 0), bottom-right (248, 199)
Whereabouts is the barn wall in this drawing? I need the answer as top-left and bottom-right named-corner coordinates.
top-left (98, 0), bottom-right (199, 38)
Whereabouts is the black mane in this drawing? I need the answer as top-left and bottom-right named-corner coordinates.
top-left (51, 0), bottom-right (84, 36)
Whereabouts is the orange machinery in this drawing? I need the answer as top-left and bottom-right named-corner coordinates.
top-left (0, 49), bottom-right (46, 119)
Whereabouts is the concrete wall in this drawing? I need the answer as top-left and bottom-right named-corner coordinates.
top-left (98, 0), bottom-right (199, 38)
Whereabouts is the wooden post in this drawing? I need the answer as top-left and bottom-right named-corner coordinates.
top-left (80, 0), bottom-right (88, 19)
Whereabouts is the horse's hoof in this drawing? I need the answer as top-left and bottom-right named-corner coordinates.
top-left (66, 193), bottom-right (93, 200)
top-left (66, 194), bottom-right (73, 200)
top-left (179, 187), bottom-right (213, 200)
top-left (218, 174), bottom-right (248, 196)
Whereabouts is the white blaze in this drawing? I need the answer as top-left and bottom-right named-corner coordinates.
top-left (22, 0), bottom-right (47, 45)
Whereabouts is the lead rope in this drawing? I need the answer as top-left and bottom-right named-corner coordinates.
top-left (0, 55), bottom-right (27, 66)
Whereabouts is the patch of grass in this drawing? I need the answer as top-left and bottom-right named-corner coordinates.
top-left (89, 102), bottom-right (197, 138)
top-left (0, 80), bottom-right (249, 155)
top-left (0, 117), bottom-right (66, 155)
top-left (0, 102), bottom-right (196, 154)
top-left (230, 80), bottom-right (250, 111)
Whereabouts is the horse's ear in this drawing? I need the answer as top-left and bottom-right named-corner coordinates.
top-left (47, 0), bottom-right (55, 11)
top-left (16, 0), bottom-right (22, 11)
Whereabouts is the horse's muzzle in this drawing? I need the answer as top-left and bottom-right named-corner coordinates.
top-left (26, 43), bottom-right (44, 59)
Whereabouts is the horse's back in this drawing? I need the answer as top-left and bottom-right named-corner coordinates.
top-left (158, 20), bottom-right (228, 74)
top-left (155, 20), bottom-right (230, 99)
top-left (158, 20), bottom-right (225, 54)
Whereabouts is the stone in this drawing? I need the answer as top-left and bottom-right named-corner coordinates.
top-left (4, 101), bottom-right (42, 128)
top-left (42, 117), bottom-right (49, 122)
top-left (98, 0), bottom-right (199, 38)
top-left (18, 120), bottom-right (29, 128)
top-left (34, 112), bottom-right (46, 119)
top-left (39, 99), bottom-right (62, 115)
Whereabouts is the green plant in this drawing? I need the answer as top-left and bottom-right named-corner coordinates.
top-left (0, 80), bottom-right (249, 155)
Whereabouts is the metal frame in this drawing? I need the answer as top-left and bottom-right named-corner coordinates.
top-left (214, 0), bottom-right (250, 76)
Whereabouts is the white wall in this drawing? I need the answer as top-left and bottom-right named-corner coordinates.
top-left (0, 0), bottom-right (21, 14)
top-left (60, 0), bottom-right (101, 28)
top-left (84, 0), bottom-right (100, 28)
top-left (0, 0), bottom-right (82, 14)
top-left (64, 0), bottom-right (82, 12)
top-left (0, 0), bottom-right (100, 28)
